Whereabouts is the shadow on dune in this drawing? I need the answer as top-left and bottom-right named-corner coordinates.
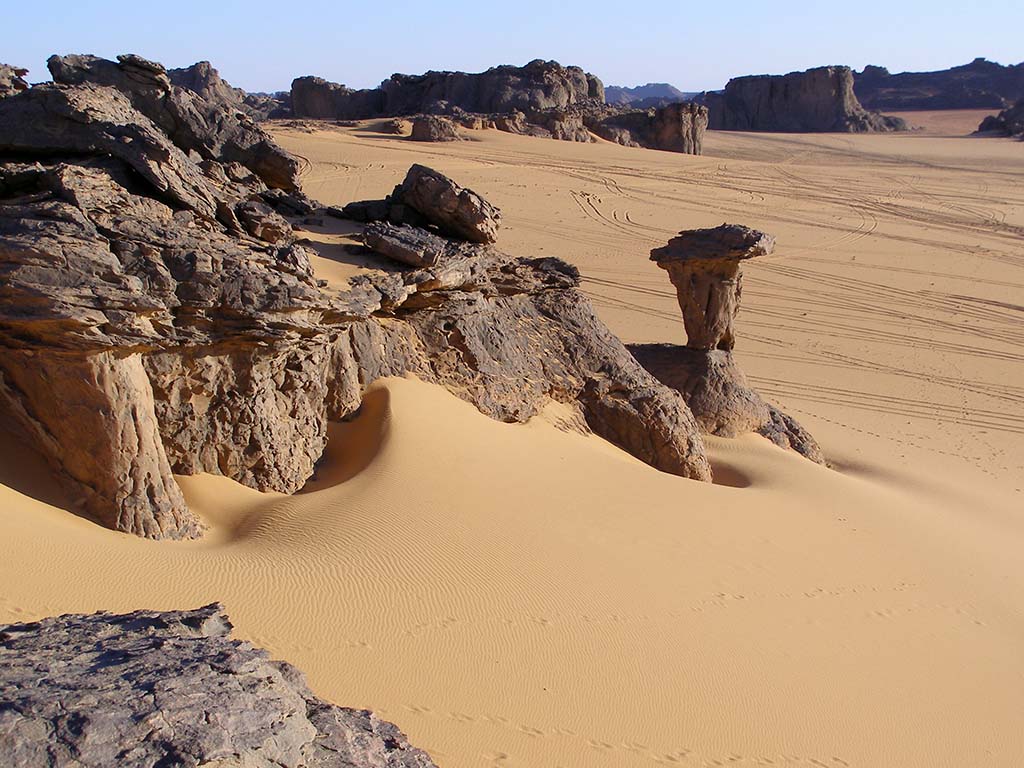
top-left (300, 386), bottom-right (392, 493)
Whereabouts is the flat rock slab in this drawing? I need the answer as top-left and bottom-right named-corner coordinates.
top-left (0, 604), bottom-right (438, 768)
top-left (363, 221), bottom-right (452, 267)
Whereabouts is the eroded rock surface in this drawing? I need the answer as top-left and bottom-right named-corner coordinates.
top-left (588, 102), bottom-right (708, 154)
top-left (701, 66), bottom-right (907, 133)
top-left (855, 58), bottom-right (1024, 111)
top-left (0, 64), bottom-right (28, 99)
top-left (635, 225), bottom-right (825, 464)
top-left (48, 53), bottom-right (301, 190)
top-left (0, 604), bottom-right (437, 767)
top-left (0, 59), bottom-right (712, 538)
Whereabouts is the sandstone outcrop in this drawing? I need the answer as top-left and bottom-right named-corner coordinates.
top-left (978, 98), bottom-right (1024, 137)
top-left (410, 114), bottom-right (462, 142)
top-left (631, 225), bottom-right (825, 463)
top-left (0, 64), bottom-right (28, 99)
top-left (48, 53), bottom-right (301, 191)
top-left (587, 102), bottom-right (708, 154)
top-left (0, 604), bottom-right (437, 767)
top-left (0, 63), bottom-right (712, 539)
top-left (168, 59), bottom-right (288, 120)
top-left (701, 66), bottom-right (907, 133)
top-left (855, 58), bottom-right (1024, 110)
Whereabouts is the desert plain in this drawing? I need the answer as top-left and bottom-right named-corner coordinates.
top-left (1, 109), bottom-right (1022, 767)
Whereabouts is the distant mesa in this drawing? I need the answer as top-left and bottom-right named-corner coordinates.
top-left (698, 66), bottom-right (907, 133)
top-left (289, 60), bottom-right (708, 155)
top-left (605, 82), bottom-right (697, 109)
top-left (854, 57), bottom-right (1024, 110)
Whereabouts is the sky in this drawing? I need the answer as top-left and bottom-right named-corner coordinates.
top-left (6, 0), bottom-right (1022, 94)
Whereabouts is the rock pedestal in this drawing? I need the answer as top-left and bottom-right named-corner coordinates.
top-left (636, 225), bottom-right (825, 464)
top-left (650, 224), bottom-right (774, 351)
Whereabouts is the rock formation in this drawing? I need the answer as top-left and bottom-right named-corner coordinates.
top-left (410, 114), bottom-right (462, 142)
top-left (292, 60), bottom-right (603, 120)
top-left (854, 58), bottom-right (1024, 110)
top-left (700, 66), bottom-right (907, 133)
top-left (167, 59), bottom-right (288, 120)
top-left (0, 604), bottom-right (437, 767)
top-left (978, 98), bottom-right (1024, 137)
top-left (0, 64), bottom-right (28, 99)
top-left (47, 53), bottom-right (301, 191)
top-left (587, 102), bottom-right (708, 154)
top-left (630, 225), bottom-right (825, 463)
top-left (0, 60), bottom-right (712, 539)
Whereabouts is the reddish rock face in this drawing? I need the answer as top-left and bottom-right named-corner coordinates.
top-left (650, 224), bottom-right (774, 351)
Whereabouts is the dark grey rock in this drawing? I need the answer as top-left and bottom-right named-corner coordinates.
top-left (700, 66), bottom-right (907, 133)
top-left (396, 164), bottom-right (501, 244)
top-left (0, 64), bottom-right (28, 99)
top-left (854, 58), bottom-right (1024, 111)
top-left (0, 604), bottom-right (437, 768)
top-left (410, 115), bottom-right (462, 142)
top-left (978, 98), bottom-right (1024, 137)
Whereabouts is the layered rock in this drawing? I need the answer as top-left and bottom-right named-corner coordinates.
top-left (48, 53), bottom-right (301, 191)
top-left (855, 58), bottom-right (1024, 110)
top-left (978, 98), bottom-right (1024, 137)
top-left (0, 64), bottom-right (712, 539)
top-left (0, 64), bottom-right (28, 99)
top-left (631, 225), bottom-right (825, 463)
top-left (0, 604), bottom-right (437, 767)
top-left (701, 66), bottom-right (907, 133)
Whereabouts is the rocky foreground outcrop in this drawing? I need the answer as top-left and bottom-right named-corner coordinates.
top-left (0, 604), bottom-right (437, 767)
top-left (0, 55), bottom-right (712, 539)
top-left (630, 224), bottom-right (825, 463)
top-left (978, 98), bottom-right (1024, 137)
top-left (855, 58), bottom-right (1024, 111)
top-left (701, 66), bottom-right (907, 133)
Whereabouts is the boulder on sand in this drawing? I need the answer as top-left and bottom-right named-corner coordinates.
top-left (410, 114), bottom-right (463, 142)
top-left (395, 164), bottom-right (502, 243)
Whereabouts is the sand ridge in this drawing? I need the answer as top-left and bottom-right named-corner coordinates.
top-left (1, 121), bottom-right (1022, 767)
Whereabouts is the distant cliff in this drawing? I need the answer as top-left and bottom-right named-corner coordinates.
top-left (700, 66), bottom-right (906, 133)
top-left (855, 58), bottom-right (1024, 110)
top-left (291, 60), bottom-right (604, 119)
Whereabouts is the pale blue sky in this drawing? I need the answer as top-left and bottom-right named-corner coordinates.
top-left (6, 0), bottom-right (1021, 93)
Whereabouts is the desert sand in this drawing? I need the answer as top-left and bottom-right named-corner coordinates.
top-left (2, 119), bottom-right (1022, 767)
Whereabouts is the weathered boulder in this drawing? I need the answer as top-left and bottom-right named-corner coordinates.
top-left (48, 53), bottom-right (301, 190)
top-left (0, 604), bottom-right (437, 768)
top-left (635, 225), bottom-right (825, 464)
top-left (978, 98), bottom-right (1024, 137)
top-left (492, 110), bottom-right (530, 134)
top-left (396, 164), bottom-right (501, 243)
top-left (0, 64), bottom-right (28, 99)
top-left (410, 114), bottom-right (463, 142)
top-left (701, 66), bottom-right (907, 132)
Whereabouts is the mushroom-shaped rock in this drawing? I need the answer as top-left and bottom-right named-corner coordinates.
top-left (650, 224), bottom-right (774, 351)
top-left (396, 164), bottom-right (501, 243)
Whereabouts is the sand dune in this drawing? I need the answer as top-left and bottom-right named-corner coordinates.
top-left (2, 122), bottom-right (1022, 766)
